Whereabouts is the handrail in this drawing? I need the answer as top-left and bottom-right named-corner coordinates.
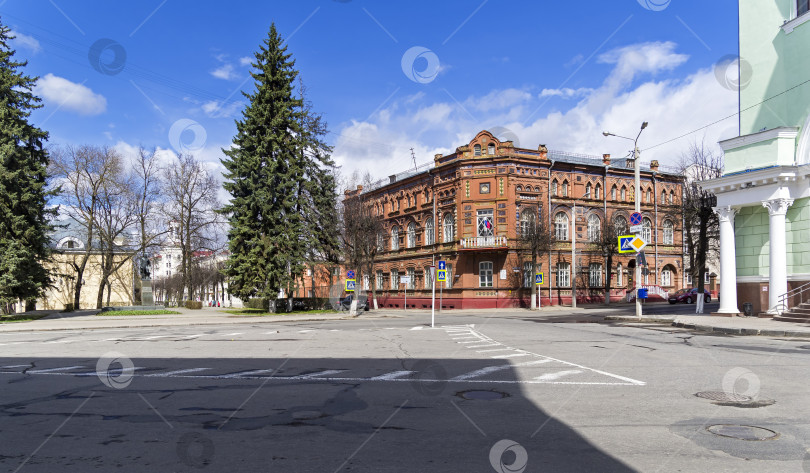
top-left (775, 280), bottom-right (810, 313)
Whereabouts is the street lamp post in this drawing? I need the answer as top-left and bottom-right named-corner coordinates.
top-left (603, 122), bottom-right (648, 318)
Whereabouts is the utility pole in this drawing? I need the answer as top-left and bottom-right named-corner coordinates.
top-left (603, 122), bottom-right (648, 318)
top-left (571, 201), bottom-right (577, 308)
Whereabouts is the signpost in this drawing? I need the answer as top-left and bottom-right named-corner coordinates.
top-left (430, 265), bottom-right (436, 327)
top-left (346, 279), bottom-right (355, 292)
top-left (618, 235), bottom-right (635, 254)
top-left (437, 261), bottom-right (446, 314)
top-left (347, 270), bottom-right (355, 279)
top-left (630, 212), bottom-right (642, 226)
top-left (630, 236), bottom-right (648, 252)
top-left (535, 273), bottom-right (544, 285)
top-left (400, 276), bottom-right (411, 310)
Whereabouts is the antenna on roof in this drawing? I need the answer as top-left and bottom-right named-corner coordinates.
top-left (410, 148), bottom-right (417, 171)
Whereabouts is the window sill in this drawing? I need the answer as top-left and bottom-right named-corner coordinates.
top-left (782, 13), bottom-right (810, 34)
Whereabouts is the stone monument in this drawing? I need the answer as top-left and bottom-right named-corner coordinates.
top-left (139, 254), bottom-right (154, 306)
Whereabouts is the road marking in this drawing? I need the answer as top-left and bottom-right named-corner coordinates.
top-left (299, 330), bottom-right (315, 333)
top-left (0, 364), bottom-right (30, 369)
top-left (142, 335), bottom-right (172, 340)
top-left (222, 332), bottom-right (243, 337)
top-left (476, 348), bottom-right (514, 353)
top-left (458, 340), bottom-right (486, 344)
top-left (410, 326), bottom-right (423, 330)
top-left (75, 367), bottom-right (145, 376)
top-left (451, 360), bottom-right (552, 381)
top-left (181, 334), bottom-right (204, 339)
top-left (368, 370), bottom-right (415, 380)
top-left (298, 369), bottom-right (346, 378)
top-left (27, 365), bottom-right (85, 373)
top-left (534, 370), bottom-right (583, 381)
top-left (466, 344), bottom-right (501, 348)
top-left (43, 339), bottom-right (74, 344)
top-left (491, 353), bottom-right (531, 359)
top-left (219, 369), bottom-right (275, 378)
top-left (146, 368), bottom-right (211, 377)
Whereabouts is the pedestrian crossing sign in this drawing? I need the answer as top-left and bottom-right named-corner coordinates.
top-left (437, 269), bottom-right (446, 282)
top-left (535, 273), bottom-right (544, 285)
top-left (346, 279), bottom-right (355, 292)
top-left (618, 235), bottom-right (635, 253)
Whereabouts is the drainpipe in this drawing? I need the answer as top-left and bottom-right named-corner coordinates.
top-left (604, 164), bottom-right (609, 301)
top-left (548, 159), bottom-right (555, 304)
top-left (653, 171), bottom-right (659, 287)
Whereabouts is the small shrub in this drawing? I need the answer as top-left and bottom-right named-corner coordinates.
top-left (184, 300), bottom-right (203, 310)
top-left (246, 298), bottom-right (270, 311)
top-left (63, 303), bottom-right (75, 312)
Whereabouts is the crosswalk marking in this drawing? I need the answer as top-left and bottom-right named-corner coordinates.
top-left (27, 365), bottom-right (85, 373)
top-left (298, 369), bottom-right (346, 378)
top-left (220, 369), bottom-right (275, 378)
top-left (467, 344), bottom-right (500, 348)
top-left (145, 368), bottom-right (211, 377)
top-left (491, 353), bottom-right (531, 359)
top-left (535, 370), bottom-right (583, 381)
top-left (451, 360), bottom-right (552, 381)
top-left (368, 370), bottom-right (414, 380)
top-left (476, 348), bottom-right (514, 353)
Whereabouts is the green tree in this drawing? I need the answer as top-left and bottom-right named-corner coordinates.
top-left (0, 24), bottom-right (53, 313)
top-left (222, 24), bottom-right (335, 305)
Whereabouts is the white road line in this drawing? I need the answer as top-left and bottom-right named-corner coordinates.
top-left (534, 370), bottom-right (583, 381)
top-left (222, 333), bottom-right (243, 337)
top-left (368, 370), bottom-right (414, 380)
top-left (491, 353), bottom-right (531, 359)
top-left (451, 360), bottom-right (552, 381)
top-left (181, 334), bottom-right (204, 339)
top-left (458, 340), bottom-right (486, 344)
top-left (0, 364), bottom-right (30, 369)
top-left (43, 339), bottom-right (74, 344)
top-left (298, 370), bottom-right (346, 378)
top-left (145, 368), bottom-right (211, 377)
top-left (410, 326), bottom-right (423, 330)
top-left (467, 344), bottom-right (501, 348)
top-left (476, 348), bottom-right (514, 353)
top-left (27, 365), bottom-right (85, 373)
top-left (219, 369), bottom-right (275, 378)
top-left (299, 330), bottom-right (315, 333)
top-left (142, 335), bottom-right (171, 340)
top-left (75, 367), bottom-right (145, 376)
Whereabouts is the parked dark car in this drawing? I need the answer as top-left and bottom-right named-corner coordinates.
top-left (668, 288), bottom-right (711, 304)
top-left (340, 294), bottom-right (369, 311)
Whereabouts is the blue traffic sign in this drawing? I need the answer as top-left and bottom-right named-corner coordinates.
top-left (438, 260), bottom-right (446, 270)
top-left (618, 235), bottom-right (635, 253)
top-left (346, 279), bottom-right (356, 292)
top-left (347, 270), bottom-right (355, 279)
top-left (630, 212), bottom-right (642, 226)
top-left (437, 269), bottom-right (447, 282)
top-left (535, 273), bottom-right (544, 285)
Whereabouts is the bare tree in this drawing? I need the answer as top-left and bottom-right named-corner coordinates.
top-left (516, 207), bottom-right (555, 310)
top-left (679, 140), bottom-right (722, 314)
top-left (593, 215), bottom-right (625, 305)
top-left (340, 170), bottom-right (382, 305)
top-left (162, 154), bottom-right (222, 302)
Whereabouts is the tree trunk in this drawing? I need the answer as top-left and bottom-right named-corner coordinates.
top-left (605, 254), bottom-right (613, 305)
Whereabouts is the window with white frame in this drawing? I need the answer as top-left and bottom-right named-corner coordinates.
top-left (377, 233), bottom-right (384, 252)
top-left (661, 267), bottom-right (672, 287)
top-left (407, 222), bottom-right (416, 248)
top-left (376, 270), bottom-right (384, 290)
top-left (611, 186), bottom-right (617, 200)
top-left (663, 219), bottom-right (674, 245)
top-left (474, 144), bottom-right (482, 156)
top-left (488, 143), bottom-right (495, 155)
top-left (520, 209), bottom-right (534, 237)
top-left (363, 274), bottom-right (369, 291)
top-left (479, 261), bottom-right (493, 287)
top-left (557, 262), bottom-right (570, 287)
top-left (445, 264), bottom-right (453, 289)
top-left (424, 267), bottom-right (431, 289)
top-left (642, 217), bottom-right (652, 242)
top-left (585, 182), bottom-right (592, 198)
top-left (407, 267), bottom-right (415, 289)
top-left (551, 180), bottom-right (558, 196)
top-left (391, 227), bottom-right (399, 250)
top-left (685, 272), bottom-right (693, 285)
top-left (589, 263), bottom-right (603, 287)
top-left (523, 262), bottom-right (539, 288)
top-left (595, 184), bottom-right (601, 199)
top-left (587, 214), bottom-right (600, 242)
top-left (617, 263), bottom-right (623, 286)
top-left (443, 213), bottom-right (455, 242)
top-left (562, 181), bottom-right (569, 197)
top-left (620, 187), bottom-right (626, 201)
top-left (554, 212), bottom-right (569, 241)
top-left (477, 209), bottom-right (494, 237)
top-left (425, 218), bottom-right (434, 245)
top-left (661, 189), bottom-right (666, 203)
top-left (613, 215), bottom-right (628, 234)
top-left (390, 269), bottom-right (399, 290)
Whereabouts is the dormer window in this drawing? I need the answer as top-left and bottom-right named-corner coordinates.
top-left (487, 143), bottom-right (495, 155)
top-left (474, 144), bottom-right (481, 156)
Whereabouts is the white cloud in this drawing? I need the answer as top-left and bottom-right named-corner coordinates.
top-left (201, 100), bottom-right (242, 118)
top-left (35, 74), bottom-right (106, 115)
top-left (239, 56), bottom-right (252, 66)
top-left (10, 30), bottom-right (40, 53)
top-left (211, 63), bottom-right (235, 80)
top-left (331, 41), bottom-right (737, 179)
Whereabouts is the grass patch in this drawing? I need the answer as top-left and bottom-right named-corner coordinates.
top-left (97, 310), bottom-right (181, 316)
top-left (223, 308), bottom-right (339, 316)
top-left (0, 313), bottom-right (50, 323)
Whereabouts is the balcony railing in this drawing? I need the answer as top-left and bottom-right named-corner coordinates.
top-left (460, 236), bottom-right (508, 248)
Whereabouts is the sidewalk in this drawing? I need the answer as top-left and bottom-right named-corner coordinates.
top-left (606, 313), bottom-right (810, 337)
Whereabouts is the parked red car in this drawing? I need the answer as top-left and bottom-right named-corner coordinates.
top-left (668, 288), bottom-right (711, 304)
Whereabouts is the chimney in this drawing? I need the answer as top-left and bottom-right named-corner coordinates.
top-left (649, 160), bottom-right (659, 172)
top-left (356, 185), bottom-right (363, 191)
top-left (538, 144), bottom-right (548, 160)
top-left (603, 154), bottom-right (611, 165)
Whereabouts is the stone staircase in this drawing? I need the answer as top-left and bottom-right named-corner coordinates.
top-left (774, 302), bottom-right (810, 323)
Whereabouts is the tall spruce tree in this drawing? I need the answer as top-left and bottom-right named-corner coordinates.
top-left (0, 24), bottom-right (52, 313)
top-left (222, 24), bottom-right (336, 302)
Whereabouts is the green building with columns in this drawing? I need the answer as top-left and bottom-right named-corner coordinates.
top-left (703, 0), bottom-right (810, 317)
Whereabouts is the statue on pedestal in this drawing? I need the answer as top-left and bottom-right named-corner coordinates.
top-left (139, 253), bottom-right (151, 280)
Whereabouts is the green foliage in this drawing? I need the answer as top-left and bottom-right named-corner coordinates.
top-left (0, 23), bottom-right (53, 306)
top-left (184, 300), bottom-right (203, 310)
top-left (221, 23), bottom-right (336, 301)
top-left (246, 298), bottom-right (270, 310)
top-left (97, 310), bottom-right (181, 316)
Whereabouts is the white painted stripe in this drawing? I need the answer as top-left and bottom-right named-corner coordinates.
top-left (43, 339), bottom-right (74, 344)
top-left (476, 348), bottom-right (514, 353)
top-left (142, 335), bottom-right (171, 340)
top-left (75, 367), bottom-right (145, 376)
top-left (410, 326), bottom-right (423, 330)
top-left (491, 353), bottom-right (531, 359)
top-left (0, 364), bottom-right (30, 369)
top-left (27, 365), bottom-right (85, 373)
top-left (451, 360), bottom-right (552, 381)
top-left (182, 334), bottom-right (204, 339)
top-left (534, 370), bottom-right (583, 381)
top-left (298, 370), bottom-right (346, 378)
top-left (299, 330), bottom-right (315, 333)
top-left (466, 344), bottom-right (501, 348)
top-left (146, 368), bottom-right (211, 377)
top-left (219, 369), bottom-right (275, 378)
top-left (368, 370), bottom-right (414, 380)
top-left (222, 332), bottom-right (243, 337)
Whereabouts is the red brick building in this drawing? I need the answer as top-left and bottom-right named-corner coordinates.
top-left (341, 130), bottom-right (685, 309)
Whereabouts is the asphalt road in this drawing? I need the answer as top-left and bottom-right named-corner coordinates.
top-left (1, 309), bottom-right (808, 472)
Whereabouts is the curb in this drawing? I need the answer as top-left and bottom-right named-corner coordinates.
top-left (604, 316), bottom-right (675, 324)
top-left (671, 321), bottom-right (810, 338)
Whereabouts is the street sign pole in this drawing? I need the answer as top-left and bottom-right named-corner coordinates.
top-left (571, 202), bottom-right (577, 309)
top-left (633, 146), bottom-right (642, 319)
top-left (430, 265), bottom-right (436, 328)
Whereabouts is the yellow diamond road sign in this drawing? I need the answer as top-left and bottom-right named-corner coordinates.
top-left (630, 236), bottom-right (648, 252)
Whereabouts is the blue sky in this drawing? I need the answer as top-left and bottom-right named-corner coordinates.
top-left (2, 0), bottom-right (740, 182)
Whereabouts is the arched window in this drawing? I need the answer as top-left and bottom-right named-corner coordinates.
top-left (534, 186), bottom-right (541, 193)
top-left (474, 144), bottom-right (481, 156)
top-left (562, 181), bottom-right (569, 197)
top-left (391, 227), bottom-right (399, 250)
top-left (661, 189), bottom-right (667, 203)
top-left (554, 212), bottom-right (569, 240)
top-left (613, 215), bottom-right (628, 234)
top-left (661, 266), bottom-right (673, 287)
top-left (642, 217), bottom-right (652, 242)
top-left (520, 209), bottom-right (534, 237)
top-left (377, 232), bottom-right (384, 251)
top-left (516, 185), bottom-right (523, 192)
top-left (611, 186), bottom-right (617, 200)
top-left (620, 186), bottom-right (626, 201)
top-left (670, 190), bottom-right (676, 204)
top-left (488, 143), bottom-right (495, 155)
top-left (595, 184), bottom-right (602, 199)
top-left (617, 263), bottom-right (623, 286)
top-left (443, 213), bottom-right (455, 242)
top-left (646, 189), bottom-right (652, 203)
top-left (663, 219), bottom-right (674, 245)
top-left (425, 218), bottom-right (434, 245)
top-left (589, 263), bottom-right (603, 287)
top-left (551, 180), bottom-right (558, 196)
top-left (585, 182), bottom-right (592, 198)
top-left (557, 262), bottom-right (571, 287)
top-left (407, 222), bottom-right (416, 248)
top-left (587, 214), bottom-right (601, 242)
top-left (407, 267), bottom-right (415, 289)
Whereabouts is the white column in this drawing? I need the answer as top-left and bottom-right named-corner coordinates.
top-left (762, 198), bottom-right (794, 313)
top-left (713, 206), bottom-right (740, 314)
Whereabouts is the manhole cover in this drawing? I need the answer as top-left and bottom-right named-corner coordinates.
top-left (706, 424), bottom-right (778, 441)
top-left (695, 391), bottom-right (752, 402)
top-left (457, 390), bottom-right (509, 400)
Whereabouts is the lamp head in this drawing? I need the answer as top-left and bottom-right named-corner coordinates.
top-left (602, 131), bottom-right (611, 137)
top-left (641, 121), bottom-right (648, 130)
